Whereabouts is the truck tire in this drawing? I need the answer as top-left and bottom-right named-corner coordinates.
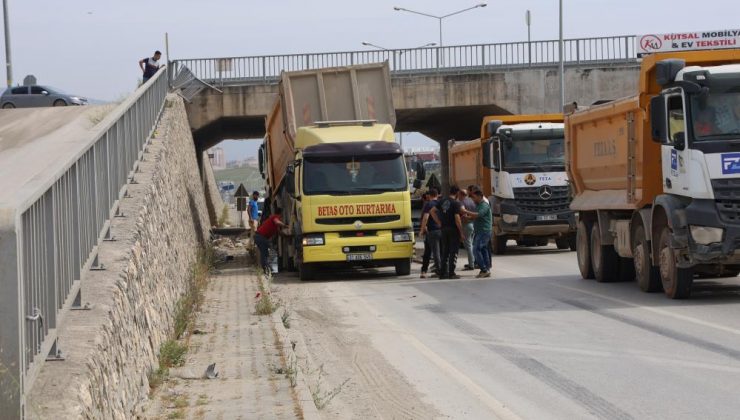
top-left (299, 262), bottom-right (315, 281)
top-left (395, 259), bottom-right (411, 276)
top-left (577, 220), bottom-right (595, 279)
top-left (536, 238), bottom-right (549, 247)
top-left (633, 226), bottom-right (661, 292)
top-left (556, 238), bottom-right (569, 250)
top-left (618, 257), bottom-right (636, 282)
top-left (658, 226), bottom-right (693, 299)
top-left (491, 233), bottom-right (507, 255)
top-left (591, 222), bottom-right (619, 282)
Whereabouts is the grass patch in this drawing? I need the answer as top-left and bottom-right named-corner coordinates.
top-left (255, 270), bottom-right (278, 315)
top-left (196, 394), bottom-right (209, 406)
top-left (309, 364), bottom-right (349, 410)
top-left (217, 204), bottom-right (230, 227)
top-left (150, 246), bottom-right (215, 393)
top-left (167, 409), bottom-right (185, 419)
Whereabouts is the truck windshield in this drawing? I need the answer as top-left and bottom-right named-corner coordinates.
top-left (691, 90), bottom-right (740, 140)
top-left (304, 155), bottom-right (408, 195)
top-left (502, 138), bottom-right (565, 170)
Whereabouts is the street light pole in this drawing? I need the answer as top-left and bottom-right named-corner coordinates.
top-left (393, 3), bottom-right (487, 47)
top-left (2, 0), bottom-right (12, 87)
top-left (559, 0), bottom-right (565, 110)
top-left (526, 10), bottom-right (532, 67)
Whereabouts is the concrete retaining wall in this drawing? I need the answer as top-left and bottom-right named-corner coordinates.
top-left (26, 96), bottom-right (211, 419)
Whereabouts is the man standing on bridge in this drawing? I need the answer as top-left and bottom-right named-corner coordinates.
top-left (139, 51), bottom-right (162, 84)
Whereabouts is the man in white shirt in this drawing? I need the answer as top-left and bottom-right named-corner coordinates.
top-left (139, 51), bottom-right (162, 83)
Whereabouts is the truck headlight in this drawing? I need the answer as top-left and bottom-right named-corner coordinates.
top-left (302, 233), bottom-right (325, 246)
top-left (502, 214), bottom-right (518, 224)
top-left (392, 230), bottom-right (413, 242)
top-left (690, 226), bottom-right (723, 245)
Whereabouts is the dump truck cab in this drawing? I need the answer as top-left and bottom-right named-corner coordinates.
top-left (480, 115), bottom-right (576, 254)
top-left (649, 58), bottom-right (740, 267)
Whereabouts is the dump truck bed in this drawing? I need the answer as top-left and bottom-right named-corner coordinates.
top-left (449, 138), bottom-right (490, 195)
top-left (264, 63), bottom-right (396, 194)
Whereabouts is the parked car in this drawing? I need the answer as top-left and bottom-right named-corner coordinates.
top-left (0, 85), bottom-right (88, 108)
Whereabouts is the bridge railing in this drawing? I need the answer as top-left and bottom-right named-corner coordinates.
top-left (171, 35), bottom-right (637, 85)
top-left (0, 68), bottom-right (168, 418)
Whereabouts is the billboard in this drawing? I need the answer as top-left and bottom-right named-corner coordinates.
top-left (637, 29), bottom-right (740, 56)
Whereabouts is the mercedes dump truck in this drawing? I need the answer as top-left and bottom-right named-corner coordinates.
top-left (450, 114), bottom-right (576, 254)
top-left (258, 63), bottom-right (414, 281)
top-left (567, 47), bottom-right (740, 299)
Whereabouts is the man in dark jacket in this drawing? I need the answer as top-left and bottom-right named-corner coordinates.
top-left (430, 186), bottom-right (465, 279)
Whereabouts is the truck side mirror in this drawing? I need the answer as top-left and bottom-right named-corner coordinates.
top-left (285, 164), bottom-right (296, 196)
top-left (258, 145), bottom-right (266, 179)
top-left (673, 132), bottom-right (686, 151)
top-left (650, 95), bottom-right (667, 143)
top-left (414, 161), bottom-right (426, 181)
top-left (482, 139), bottom-right (492, 168)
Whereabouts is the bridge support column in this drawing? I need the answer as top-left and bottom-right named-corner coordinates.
top-left (439, 140), bottom-right (450, 195)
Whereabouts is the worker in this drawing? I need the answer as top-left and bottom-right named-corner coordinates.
top-left (248, 191), bottom-right (260, 233)
top-left (419, 188), bottom-right (441, 279)
top-left (462, 190), bottom-right (493, 278)
top-left (430, 186), bottom-right (465, 279)
top-left (458, 188), bottom-right (477, 271)
top-left (254, 207), bottom-right (286, 275)
top-left (695, 107), bottom-right (719, 136)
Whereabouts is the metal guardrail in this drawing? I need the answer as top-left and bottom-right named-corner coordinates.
top-left (171, 35), bottom-right (637, 85)
top-left (0, 68), bottom-right (168, 418)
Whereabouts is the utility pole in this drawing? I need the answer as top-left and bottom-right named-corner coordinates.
top-left (526, 10), bottom-right (532, 67)
top-left (3, 0), bottom-right (12, 87)
top-left (559, 0), bottom-right (565, 110)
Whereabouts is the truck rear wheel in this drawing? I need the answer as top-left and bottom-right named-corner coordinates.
top-left (633, 226), bottom-right (661, 292)
top-left (556, 238), bottom-right (569, 250)
top-left (577, 220), bottom-right (595, 279)
top-left (299, 262), bottom-right (316, 281)
top-left (658, 227), bottom-right (693, 299)
top-left (591, 222), bottom-right (619, 282)
top-left (491, 233), bottom-right (507, 255)
top-left (395, 259), bottom-right (411, 276)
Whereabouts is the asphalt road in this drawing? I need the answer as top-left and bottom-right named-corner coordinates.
top-left (276, 243), bottom-right (740, 420)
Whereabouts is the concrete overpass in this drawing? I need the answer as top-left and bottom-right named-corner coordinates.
top-left (174, 35), bottom-right (640, 185)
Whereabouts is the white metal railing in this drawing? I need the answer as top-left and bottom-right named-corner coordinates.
top-left (0, 68), bottom-right (168, 418)
top-left (171, 35), bottom-right (637, 85)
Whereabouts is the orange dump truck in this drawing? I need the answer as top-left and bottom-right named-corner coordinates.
top-left (450, 114), bottom-right (574, 254)
top-left (567, 48), bottom-right (740, 299)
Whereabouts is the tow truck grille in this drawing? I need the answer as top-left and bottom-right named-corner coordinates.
top-left (512, 186), bottom-right (571, 214)
top-left (712, 179), bottom-right (740, 223)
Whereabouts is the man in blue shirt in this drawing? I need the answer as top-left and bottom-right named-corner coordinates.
top-left (248, 191), bottom-right (260, 233)
top-left (139, 51), bottom-right (162, 83)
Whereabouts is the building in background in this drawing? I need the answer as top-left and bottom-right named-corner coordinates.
top-left (209, 146), bottom-right (226, 169)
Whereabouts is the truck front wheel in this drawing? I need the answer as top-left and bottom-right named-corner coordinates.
top-left (633, 226), bottom-right (661, 292)
top-left (395, 259), bottom-right (411, 276)
top-left (491, 233), bottom-right (507, 255)
top-left (299, 262), bottom-right (316, 281)
top-left (577, 220), bottom-right (595, 279)
top-left (591, 222), bottom-right (619, 282)
top-left (658, 227), bottom-right (693, 299)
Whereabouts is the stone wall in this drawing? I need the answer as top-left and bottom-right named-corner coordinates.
top-left (26, 96), bottom-right (211, 419)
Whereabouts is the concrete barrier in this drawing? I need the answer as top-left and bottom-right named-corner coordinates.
top-left (25, 96), bottom-right (211, 419)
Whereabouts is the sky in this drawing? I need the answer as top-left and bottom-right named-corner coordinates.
top-left (2, 0), bottom-right (737, 159)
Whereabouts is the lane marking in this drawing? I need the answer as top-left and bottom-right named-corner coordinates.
top-left (342, 283), bottom-right (522, 420)
top-left (553, 283), bottom-right (740, 338)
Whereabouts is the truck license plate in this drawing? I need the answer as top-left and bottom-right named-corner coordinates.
top-left (537, 215), bottom-right (558, 221)
top-left (347, 253), bottom-right (373, 262)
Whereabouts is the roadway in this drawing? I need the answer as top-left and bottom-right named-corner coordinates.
top-left (276, 243), bottom-right (740, 420)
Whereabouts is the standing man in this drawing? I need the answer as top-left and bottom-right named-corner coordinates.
top-left (459, 188), bottom-right (477, 270)
top-left (255, 207), bottom-right (286, 275)
top-left (464, 190), bottom-right (493, 278)
top-left (419, 188), bottom-right (441, 279)
top-left (248, 191), bottom-right (260, 234)
top-left (430, 186), bottom-right (465, 279)
top-left (139, 50), bottom-right (162, 84)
